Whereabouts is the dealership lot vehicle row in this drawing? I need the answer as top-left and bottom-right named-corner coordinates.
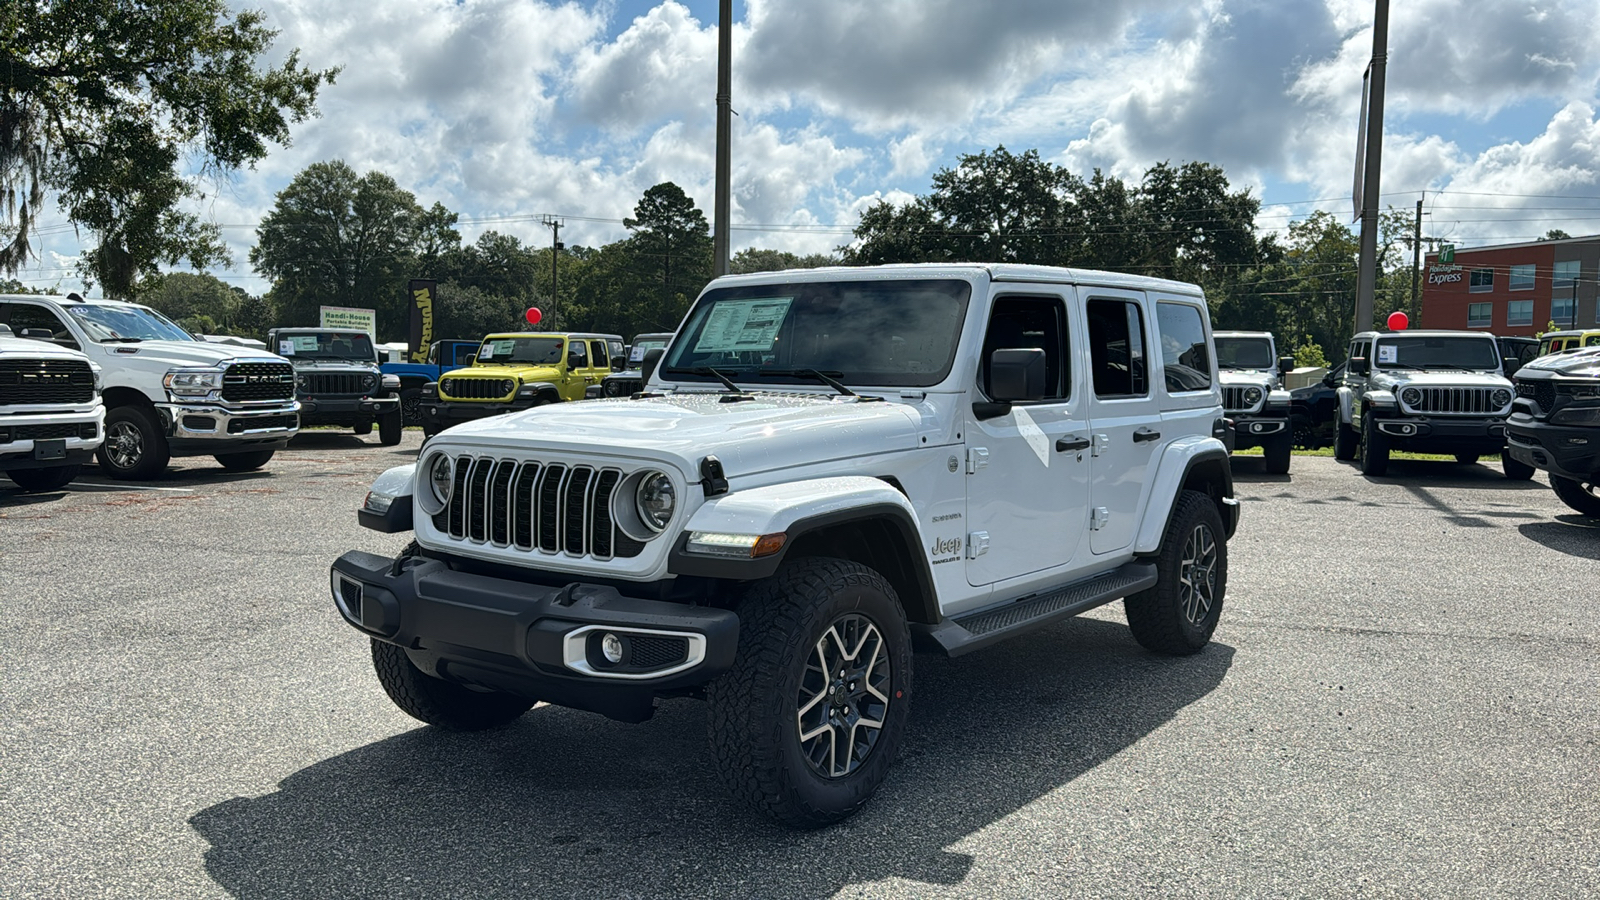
top-left (3, 435), bottom-right (1595, 898)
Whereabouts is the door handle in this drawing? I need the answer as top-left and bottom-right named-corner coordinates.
top-left (1133, 428), bottom-right (1162, 443)
top-left (1055, 436), bottom-right (1091, 453)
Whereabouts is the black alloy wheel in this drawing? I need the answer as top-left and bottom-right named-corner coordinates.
top-left (400, 388), bottom-right (423, 425)
top-left (796, 614), bottom-right (893, 779)
top-left (1551, 476), bottom-right (1600, 517)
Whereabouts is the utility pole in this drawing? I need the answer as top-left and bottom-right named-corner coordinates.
top-left (542, 216), bottom-right (563, 330)
top-left (1353, 0), bottom-right (1389, 335)
top-left (1409, 196), bottom-right (1423, 321)
top-left (712, 0), bottom-right (732, 278)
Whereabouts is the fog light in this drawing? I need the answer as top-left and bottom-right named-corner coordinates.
top-left (601, 633), bottom-right (624, 664)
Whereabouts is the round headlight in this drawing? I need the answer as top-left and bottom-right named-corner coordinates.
top-left (1492, 388), bottom-right (1512, 407)
top-left (635, 472), bottom-right (676, 532)
top-left (295, 373), bottom-right (308, 389)
top-left (1243, 386), bottom-right (1263, 406)
top-left (1401, 387), bottom-right (1422, 407)
top-left (503, 379), bottom-right (515, 394)
top-left (428, 454), bottom-right (454, 506)
top-left (364, 374), bottom-right (378, 389)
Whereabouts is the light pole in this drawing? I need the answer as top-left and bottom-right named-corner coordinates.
top-left (712, 0), bottom-right (732, 278)
top-left (1353, 0), bottom-right (1389, 337)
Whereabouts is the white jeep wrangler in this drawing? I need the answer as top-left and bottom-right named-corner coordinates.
top-left (1332, 329), bottom-right (1525, 478)
top-left (0, 293), bottom-right (300, 479)
top-left (334, 264), bottom-right (1240, 826)
top-left (1214, 331), bottom-right (1295, 473)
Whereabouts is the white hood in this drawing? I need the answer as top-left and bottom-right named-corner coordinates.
top-left (91, 340), bottom-right (285, 368)
top-left (434, 391), bottom-right (926, 479)
top-left (0, 336), bottom-right (92, 361)
top-left (1372, 369), bottom-right (1509, 389)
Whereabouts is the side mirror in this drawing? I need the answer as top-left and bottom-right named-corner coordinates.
top-left (1322, 372), bottom-right (1337, 388)
top-left (641, 348), bottom-right (665, 386)
top-left (990, 348), bottom-right (1048, 402)
top-left (1501, 356), bottom-right (1522, 376)
top-left (611, 357), bottom-right (626, 372)
top-left (1349, 356), bottom-right (1370, 376)
top-left (1278, 356), bottom-right (1296, 376)
top-left (464, 354), bottom-right (477, 366)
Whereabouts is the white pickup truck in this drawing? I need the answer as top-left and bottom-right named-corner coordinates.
top-left (0, 293), bottom-right (300, 479)
top-left (0, 323), bottom-right (104, 492)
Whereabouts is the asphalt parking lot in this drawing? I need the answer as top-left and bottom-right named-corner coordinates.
top-left (3, 434), bottom-right (1597, 899)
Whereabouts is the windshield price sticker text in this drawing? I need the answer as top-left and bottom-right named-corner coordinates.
top-left (693, 298), bottom-right (793, 353)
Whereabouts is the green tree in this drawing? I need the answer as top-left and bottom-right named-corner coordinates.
top-left (1291, 335), bottom-right (1329, 368)
top-left (927, 146), bottom-right (1075, 263)
top-left (730, 248), bottom-right (837, 274)
top-left (250, 161), bottom-right (427, 339)
top-left (622, 182), bottom-right (712, 332)
top-left (140, 272), bottom-right (240, 326)
top-left (842, 197), bottom-right (954, 265)
top-left (1, 0), bottom-right (336, 296)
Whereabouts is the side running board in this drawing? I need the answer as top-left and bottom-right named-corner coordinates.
top-left (912, 562), bottom-right (1157, 657)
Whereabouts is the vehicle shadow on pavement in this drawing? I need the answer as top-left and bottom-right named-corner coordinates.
top-left (1342, 458), bottom-right (1552, 490)
top-left (1517, 519), bottom-right (1600, 559)
top-left (287, 432), bottom-right (371, 450)
top-left (190, 619), bottom-right (1233, 899)
top-left (1227, 458), bottom-right (1290, 483)
top-left (76, 465), bottom-right (275, 489)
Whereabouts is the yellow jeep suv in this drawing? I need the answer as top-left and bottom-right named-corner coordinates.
top-left (1539, 329), bottom-right (1600, 356)
top-left (419, 331), bottom-right (623, 436)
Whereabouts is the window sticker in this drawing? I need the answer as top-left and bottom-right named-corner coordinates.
top-left (278, 340), bottom-right (295, 355)
top-left (480, 339), bottom-right (515, 360)
top-left (693, 298), bottom-right (793, 353)
top-left (291, 335), bottom-right (319, 352)
top-left (1377, 344), bottom-right (1397, 364)
top-left (629, 346), bottom-right (646, 363)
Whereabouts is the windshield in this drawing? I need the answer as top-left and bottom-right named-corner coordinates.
top-left (66, 304), bottom-right (195, 343)
top-left (275, 332), bottom-right (375, 361)
top-left (628, 338), bottom-right (670, 365)
top-left (1214, 337), bottom-right (1274, 369)
top-left (661, 279), bottom-right (971, 388)
top-left (476, 335), bottom-right (564, 365)
top-left (1373, 336), bottom-right (1501, 370)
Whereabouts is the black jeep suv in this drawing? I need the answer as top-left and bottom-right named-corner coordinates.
top-left (1506, 347), bottom-right (1600, 516)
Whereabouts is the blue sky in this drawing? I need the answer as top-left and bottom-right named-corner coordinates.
top-left (16, 0), bottom-right (1600, 294)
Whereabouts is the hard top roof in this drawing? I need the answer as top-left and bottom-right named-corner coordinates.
top-left (703, 262), bottom-right (1206, 298)
top-left (481, 331), bottom-right (623, 340)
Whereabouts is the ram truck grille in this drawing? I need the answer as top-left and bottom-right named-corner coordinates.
top-left (304, 372), bottom-right (375, 395)
top-left (1516, 379), bottom-right (1557, 413)
top-left (0, 359), bottom-right (94, 405)
top-left (432, 455), bottom-right (645, 560)
top-left (222, 362), bottom-right (295, 402)
top-left (1403, 387), bottom-right (1500, 415)
top-left (439, 377), bottom-right (516, 401)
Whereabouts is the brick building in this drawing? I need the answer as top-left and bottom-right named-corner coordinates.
top-left (1419, 235), bottom-right (1599, 336)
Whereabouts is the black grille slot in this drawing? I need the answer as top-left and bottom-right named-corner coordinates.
top-left (304, 371), bottom-right (374, 395)
top-left (222, 362), bottom-right (294, 402)
top-left (1221, 386), bottom-right (1259, 413)
top-left (1517, 378), bottom-right (1557, 412)
top-left (0, 358), bottom-right (94, 405)
top-left (438, 455), bottom-right (641, 559)
top-left (628, 635), bottom-right (689, 669)
top-left (440, 377), bottom-right (513, 400)
top-left (1, 421), bottom-right (98, 443)
top-left (226, 414), bottom-right (298, 434)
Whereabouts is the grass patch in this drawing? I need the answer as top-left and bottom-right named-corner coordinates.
top-left (1233, 446), bottom-right (1464, 461)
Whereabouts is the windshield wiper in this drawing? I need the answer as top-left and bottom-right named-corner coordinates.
top-left (662, 365), bottom-right (747, 393)
top-left (756, 367), bottom-right (859, 398)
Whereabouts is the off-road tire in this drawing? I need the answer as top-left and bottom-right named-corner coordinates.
top-left (1124, 490), bottom-right (1227, 655)
top-left (1264, 431), bottom-right (1292, 474)
top-left (706, 557), bottom-right (913, 829)
top-left (353, 420), bottom-right (373, 436)
top-left (370, 639), bottom-right (535, 730)
top-left (96, 406), bottom-right (169, 480)
top-left (1453, 453), bottom-right (1479, 465)
top-left (214, 449), bottom-right (275, 472)
top-left (6, 464), bottom-right (81, 492)
top-left (1551, 476), bottom-right (1600, 517)
top-left (1334, 420), bottom-right (1357, 461)
top-left (1359, 423), bottom-right (1389, 476)
top-left (1501, 449), bottom-right (1536, 481)
top-left (400, 388), bottom-right (423, 426)
top-left (378, 410), bottom-right (403, 446)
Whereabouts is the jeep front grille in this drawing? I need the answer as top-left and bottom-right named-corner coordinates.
top-left (0, 358), bottom-right (94, 405)
top-left (222, 362), bottom-right (295, 402)
top-left (1221, 386), bottom-right (1262, 414)
top-left (1402, 387), bottom-right (1501, 415)
top-left (439, 377), bottom-right (516, 401)
top-left (1516, 379), bottom-right (1556, 412)
top-left (303, 372), bottom-right (376, 395)
top-left (432, 455), bottom-right (645, 560)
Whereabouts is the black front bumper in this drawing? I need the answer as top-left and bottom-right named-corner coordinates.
top-left (299, 395), bottom-right (400, 426)
top-left (1506, 417), bottom-right (1599, 481)
top-left (420, 397), bottom-right (538, 428)
top-left (1229, 413), bottom-right (1288, 450)
top-left (0, 447), bottom-right (95, 471)
top-left (1369, 416), bottom-right (1507, 454)
top-left (331, 551), bottom-right (738, 721)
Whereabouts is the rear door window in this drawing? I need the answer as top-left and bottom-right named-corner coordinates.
top-left (1155, 302), bottom-right (1211, 393)
top-left (1087, 298), bottom-right (1148, 398)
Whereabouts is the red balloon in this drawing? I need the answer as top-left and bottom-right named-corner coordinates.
top-left (1386, 311), bottom-right (1408, 331)
top-left (525, 307), bottom-right (542, 326)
